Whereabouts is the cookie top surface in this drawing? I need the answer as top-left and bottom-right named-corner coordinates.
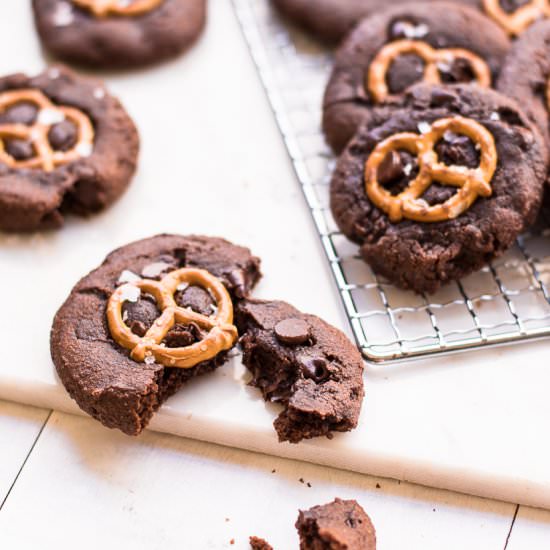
top-left (323, 2), bottom-right (510, 153)
top-left (296, 498), bottom-right (376, 550)
top-left (272, 0), bottom-right (482, 43)
top-left (498, 20), bottom-right (550, 150)
top-left (51, 234), bottom-right (262, 435)
top-left (0, 66), bottom-right (139, 232)
top-left (32, 0), bottom-right (206, 68)
top-left (236, 299), bottom-right (364, 444)
top-left (330, 84), bottom-right (546, 293)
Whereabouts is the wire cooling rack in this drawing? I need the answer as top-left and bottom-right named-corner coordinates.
top-left (232, 0), bottom-right (550, 363)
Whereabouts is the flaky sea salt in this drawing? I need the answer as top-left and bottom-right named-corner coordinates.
top-left (38, 108), bottom-right (65, 126)
top-left (144, 354), bottom-right (156, 365)
top-left (117, 270), bottom-right (140, 284)
top-left (141, 262), bottom-right (172, 278)
top-left (76, 143), bottom-right (93, 157)
top-left (93, 88), bottom-right (106, 100)
top-left (418, 121), bottom-right (431, 134)
top-left (52, 2), bottom-right (74, 27)
top-left (119, 284), bottom-right (141, 303)
top-left (490, 112), bottom-right (501, 121)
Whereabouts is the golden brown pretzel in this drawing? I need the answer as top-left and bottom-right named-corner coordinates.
top-left (0, 89), bottom-right (94, 172)
top-left (367, 40), bottom-right (492, 103)
top-left (107, 268), bottom-right (238, 369)
top-left (364, 117), bottom-right (497, 223)
top-left (483, 0), bottom-right (550, 36)
top-left (72, 0), bottom-right (163, 17)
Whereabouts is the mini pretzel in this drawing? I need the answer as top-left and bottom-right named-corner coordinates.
top-left (72, 0), bottom-right (163, 17)
top-left (107, 268), bottom-right (238, 369)
top-left (367, 40), bottom-right (491, 103)
top-left (365, 117), bottom-right (497, 223)
top-left (483, 0), bottom-right (550, 36)
top-left (0, 89), bottom-right (94, 172)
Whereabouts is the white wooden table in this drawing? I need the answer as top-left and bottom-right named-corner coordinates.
top-left (1, 1), bottom-right (550, 547)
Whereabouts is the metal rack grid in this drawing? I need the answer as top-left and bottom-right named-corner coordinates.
top-left (232, 0), bottom-right (550, 363)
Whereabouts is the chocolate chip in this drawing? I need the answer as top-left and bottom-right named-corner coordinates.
top-left (0, 102), bottom-right (38, 125)
top-left (500, 0), bottom-right (530, 13)
top-left (386, 54), bottom-right (424, 95)
top-left (122, 295), bottom-right (160, 337)
top-left (175, 285), bottom-right (215, 316)
top-left (228, 269), bottom-right (247, 298)
top-left (274, 318), bottom-right (311, 345)
top-left (435, 132), bottom-right (480, 168)
top-left (300, 356), bottom-right (330, 383)
top-left (48, 120), bottom-right (77, 151)
top-left (438, 58), bottom-right (476, 84)
top-left (164, 323), bottom-right (202, 348)
top-left (378, 150), bottom-right (405, 185)
top-left (5, 139), bottom-right (35, 160)
top-left (429, 88), bottom-right (457, 107)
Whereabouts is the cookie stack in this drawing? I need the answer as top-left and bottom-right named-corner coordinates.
top-left (276, 0), bottom-right (550, 294)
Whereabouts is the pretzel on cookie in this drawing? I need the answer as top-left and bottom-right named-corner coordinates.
top-left (107, 268), bottom-right (238, 369)
top-left (365, 117), bottom-right (497, 223)
top-left (72, 0), bottom-right (163, 17)
top-left (483, 0), bottom-right (550, 36)
top-left (0, 89), bottom-right (94, 172)
top-left (367, 40), bottom-right (491, 103)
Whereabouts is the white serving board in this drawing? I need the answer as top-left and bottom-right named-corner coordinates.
top-left (2, 0), bottom-right (550, 510)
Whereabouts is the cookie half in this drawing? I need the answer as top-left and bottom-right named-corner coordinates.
top-left (498, 20), bottom-right (550, 155)
top-left (330, 84), bottom-right (546, 294)
top-left (296, 499), bottom-right (377, 550)
top-left (33, 0), bottom-right (206, 68)
top-left (271, 0), bottom-right (481, 44)
top-left (0, 66), bottom-right (139, 232)
top-left (236, 299), bottom-right (364, 443)
top-left (51, 234), bottom-right (261, 436)
top-left (323, 3), bottom-right (510, 153)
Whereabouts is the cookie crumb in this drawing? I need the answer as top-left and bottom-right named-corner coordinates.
top-left (299, 477), bottom-right (305, 484)
top-left (376, 483), bottom-right (381, 489)
top-left (249, 536), bottom-right (273, 550)
top-left (307, 482), bottom-right (312, 488)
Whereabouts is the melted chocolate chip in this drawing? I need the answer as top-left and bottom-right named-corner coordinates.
top-left (5, 139), bottom-right (35, 160)
top-left (164, 322), bottom-right (202, 348)
top-left (421, 183), bottom-right (457, 206)
top-left (48, 120), bottom-right (77, 151)
top-left (435, 132), bottom-right (480, 168)
top-left (300, 356), bottom-right (330, 383)
top-left (0, 102), bottom-right (38, 125)
top-left (377, 150), bottom-right (419, 194)
top-left (228, 269), bottom-right (247, 298)
top-left (429, 88), bottom-right (457, 107)
top-left (499, 0), bottom-right (530, 13)
top-left (175, 285), bottom-right (215, 316)
top-left (122, 294), bottom-right (160, 337)
top-left (274, 318), bottom-right (311, 345)
top-left (438, 57), bottom-right (476, 84)
top-left (386, 54), bottom-right (425, 95)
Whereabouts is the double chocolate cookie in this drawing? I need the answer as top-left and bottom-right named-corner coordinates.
top-left (236, 299), bottom-right (364, 443)
top-left (271, 0), bottom-right (481, 44)
top-left (323, 3), bottom-right (510, 153)
top-left (33, 0), bottom-right (206, 68)
top-left (0, 66), bottom-right (138, 232)
top-left (296, 499), bottom-right (376, 550)
top-left (330, 84), bottom-right (546, 294)
top-left (498, 20), bottom-right (550, 154)
top-left (51, 234), bottom-right (261, 436)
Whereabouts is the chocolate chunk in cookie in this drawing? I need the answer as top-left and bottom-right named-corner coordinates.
top-left (271, 0), bottom-right (482, 44)
top-left (236, 299), bottom-right (364, 444)
top-left (497, 20), bottom-right (550, 158)
top-left (330, 84), bottom-right (546, 294)
top-left (51, 234), bottom-right (262, 436)
top-left (0, 66), bottom-right (139, 232)
top-left (323, 3), bottom-right (510, 153)
top-left (296, 499), bottom-right (376, 550)
top-left (32, 0), bottom-right (206, 68)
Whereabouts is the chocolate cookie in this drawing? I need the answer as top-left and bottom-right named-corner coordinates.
top-left (323, 3), bottom-right (510, 153)
top-left (0, 66), bottom-right (138, 232)
top-left (249, 536), bottom-right (273, 550)
top-left (236, 299), bottom-right (364, 444)
top-left (271, 0), bottom-right (482, 44)
top-left (32, 0), bottom-right (206, 68)
top-left (51, 234), bottom-right (261, 436)
top-left (296, 499), bottom-right (376, 550)
top-left (498, 20), bottom-right (550, 155)
top-left (330, 84), bottom-right (546, 294)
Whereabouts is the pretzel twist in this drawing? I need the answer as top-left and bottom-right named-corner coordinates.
top-left (72, 0), bottom-right (163, 17)
top-left (367, 40), bottom-right (491, 104)
top-left (365, 117), bottom-right (497, 223)
top-left (107, 268), bottom-right (238, 369)
top-left (483, 0), bottom-right (550, 36)
top-left (0, 89), bottom-right (94, 172)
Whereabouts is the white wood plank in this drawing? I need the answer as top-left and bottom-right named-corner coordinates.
top-left (506, 507), bottom-right (550, 549)
top-left (0, 400), bottom-right (49, 504)
top-left (0, 411), bottom-right (515, 550)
